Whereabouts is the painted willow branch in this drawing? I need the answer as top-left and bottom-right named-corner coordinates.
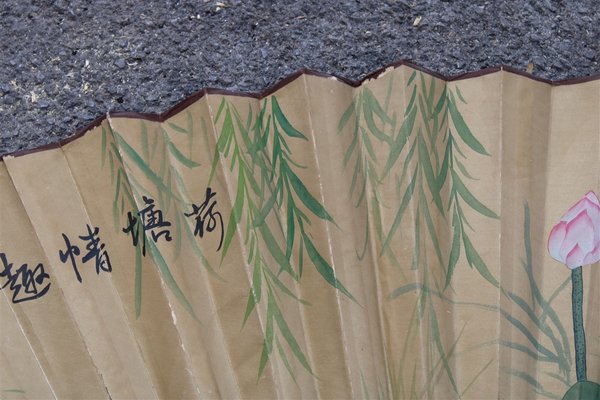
top-left (210, 96), bottom-right (355, 381)
top-left (102, 117), bottom-right (213, 320)
top-left (339, 72), bottom-right (500, 398)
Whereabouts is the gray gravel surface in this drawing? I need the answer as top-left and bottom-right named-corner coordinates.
top-left (1, 0), bottom-right (598, 155)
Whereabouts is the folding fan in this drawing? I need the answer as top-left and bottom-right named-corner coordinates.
top-left (1, 63), bottom-right (599, 400)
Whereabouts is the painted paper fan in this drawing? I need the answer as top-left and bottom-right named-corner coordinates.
top-left (1, 63), bottom-right (599, 400)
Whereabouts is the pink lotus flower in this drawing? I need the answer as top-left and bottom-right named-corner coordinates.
top-left (548, 191), bottom-right (600, 269)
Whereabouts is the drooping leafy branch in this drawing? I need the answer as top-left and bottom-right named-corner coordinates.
top-left (101, 114), bottom-right (211, 320)
top-left (340, 70), bottom-right (499, 288)
top-left (339, 71), bottom-right (500, 397)
top-left (210, 96), bottom-right (355, 381)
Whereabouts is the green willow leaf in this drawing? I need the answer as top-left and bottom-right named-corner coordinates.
top-left (140, 122), bottom-right (150, 161)
top-left (113, 169), bottom-right (122, 210)
top-left (433, 85), bottom-right (447, 117)
top-left (382, 106), bottom-right (416, 179)
top-left (338, 99), bottom-right (356, 132)
top-left (362, 92), bottom-right (392, 144)
top-left (166, 140), bottom-right (200, 168)
top-left (217, 108), bottom-right (234, 152)
top-left (455, 87), bottom-right (467, 103)
top-left (365, 88), bottom-right (392, 124)
top-left (258, 115), bottom-right (271, 151)
top-left (355, 164), bottom-right (368, 207)
top-left (357, 212), bottom-right (370, 261)
top-left (444, 210), bottom-right (461, 289)
top-left (286, 192), bottom-right (295, 260)
top-left (273, 299), bottom-right (313, 375)
top-left (361, 126), bottom-right (378, 162)
top-left (463, 230), bottom-right (499, 287)
top-left (298, 235), bottom-right (304, 278)
top-left (215, 97), bottom-right (226, 123)
top-left (411, 207), bottom-right (420, 270)
top-left (107, 149), bottom-right (117, 183)
top-left (388, 282), bottom-right (422, 299)
top-left (303, 233), bottom-right (357, 303)
top-left (419, 72), bottom-right (429, 111)
top-left (349, 157), bottom-right (362, 194)
top-left (407, 70), bottom-right (417, 86)
top-left (272, 96), bottom-right (308, 140)
top-left (285, 165), bottom-right (333, 222)
top-left (276, 337), bottom-right (299, 385)
top-left (252, 259), bottom-right (262, 298)
top-left (396, 139), bottom-right (418, 192)
top-left (221, 170), bottom-right (245, 258)
top-left (101, 126), bottom-right (108, 167)
top-left (455, 158), bottom-right (478, 180)
top-left (452, 170), bottom-right (498, 219)
top-left (242, 288), bottom-right (257, 328)
top-left (418, 134), bottom-right (444, 214)
top-left (426, 76), bottom-right (436, 112)
top-left (232, 107), bottom-right (253, 150)
top-left (418, 94), bottom-right (434, 144)
top-left (253, 179), bottom-right (281, 227)
top-left (208, 148), bottom-right (220, 186)
top-left (242, 163), bottom-right (263, 198)
top-left (436, 136), bottom-right (451, 190)
top-left (147, 239), bottom-right (198, 321)
top-left (167, 121), bottom-right (187, 134)
top-left (343, 127), bottom-right (359, 167)
top-left (381, 167), bottom-right (418, 253)
top-left (113, 132), bottom-right (181, 201)
top-left (258, 297), bottom-right (275, 379)
top-left (405, 85), bottom-right (417, 117)
top-left (265, 267), bottom-right (309, 305)
top-left (271, 133), bottom-right (282, 177)
top-left (259, 223), bottom-right (296, 279)
top-left (242, 256), bottom-right (259, 323)
top-left (419, 187), bottom-right (444, 268)
top-left (448, 93), bottom-right (489, 155)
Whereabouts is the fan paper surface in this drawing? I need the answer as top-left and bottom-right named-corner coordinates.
top-left (1, 65), bottom-right (599, 399)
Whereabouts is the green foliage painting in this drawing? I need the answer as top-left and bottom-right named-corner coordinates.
top-left (101, 115), bottom-right (210, 319)
top-left (89, 68), bottom-right (598, 398)
top-left (339, 71), bottom-right (500, 398)
top-left (209, 96), bottom-right (356, 381)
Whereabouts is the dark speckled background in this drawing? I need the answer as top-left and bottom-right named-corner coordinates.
top-left (0, 0), bottom-right (598, 155)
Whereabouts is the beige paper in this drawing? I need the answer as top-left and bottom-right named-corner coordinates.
top-left (1, 65), bottom-right (598, 399)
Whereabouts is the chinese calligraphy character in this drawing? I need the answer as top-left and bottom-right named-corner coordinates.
top-left (185, 187), bottom-right (224, 251)
top-left (79, 225), bottom-right (112, 276)
top-left (59, 233), bottom-right (81, 282)
top-left (122, 211), bottom-right (145, 255)
top-left (58, 225), bottom-right (111, 282)
top-left (122, 196), bottom-right (173, 255)
top-left (0, 252), bottom-right (51, 303)
top-left (139, 196), bottom-right (173, 243)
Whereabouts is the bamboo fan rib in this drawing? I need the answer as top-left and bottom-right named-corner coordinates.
top-left (1, 65), bottom-right (599, 400)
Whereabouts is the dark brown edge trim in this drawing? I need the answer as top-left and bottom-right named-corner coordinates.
top-left (2, 59), bottom-right (599, 160)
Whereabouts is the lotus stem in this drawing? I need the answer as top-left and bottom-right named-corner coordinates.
top-left (571, 266), bottom-right (587, 382)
